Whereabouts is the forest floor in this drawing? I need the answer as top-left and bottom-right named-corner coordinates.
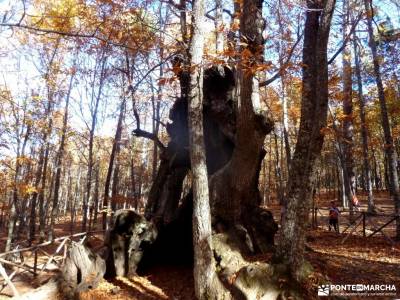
top-left (0, 191), bottom-right (399, 299)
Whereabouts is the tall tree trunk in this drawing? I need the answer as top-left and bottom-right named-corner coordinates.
top-left (28, 145), bottom-right (45, 244)
top-left (334, 140), bottom-right (346, 206)
top-left (364, 0), bottom-right (400, 237)
top-left (44, 169), bottom-right (56, 228)
top-left (111, 161), bottom-right (120, 211)
top-left (36, 42), bottom-right (60, 242)
top-left (135, 0), bottom-right (280, 295)
top-left (83, 54), bottom-right (107, 232)
top-left (5, 124), bottom-right (31, 252)
top-left (38, 133), bottom-right (51, 242)
top-left (353, 33), bottom-right (375, 212)
top-left (130, 152), bottom-right (137, 211)
top-left (49, 69), bottom-right (74, 241)
top-left (215, 0), bottom-right (224, 54)
top-left (104, 97), bottom-right (125, 227)
top-left (275, 0), bottom-right (336, 280)
top-left (277, 0), bottom-right (291, 170)
top-left (90, 163), bottom-right (100, 230)
top-left (70, 169), bottom-right (81, 234)
top-left (341, 1), bottom-right (355, 213)
top-left (209, 0), bottom-right (273, 226)
top-left (151, 67), bottom-right (162, 181)
top-left (274, 132), bottom-right (284, 205)
top-left (188, 0), bottom-right (226, 297)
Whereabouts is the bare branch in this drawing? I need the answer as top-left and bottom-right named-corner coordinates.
top-left (133, 129), bottom-right (166, 150)
top-left (328, 12), bottom-right (362, 65)
top-left (17, 0), bottom-right (26, 25)
top-left (223, 9), bottom-right (234, 19)
top-left (259, 32), bottom-right (303, 87)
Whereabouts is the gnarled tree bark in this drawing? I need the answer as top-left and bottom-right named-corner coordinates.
top-left (275, 0), bottom-right (336, 281)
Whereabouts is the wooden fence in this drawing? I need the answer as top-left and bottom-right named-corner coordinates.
top-left (311, 207), bottom-right (399, 245)
top-left (0, 231), bottom-right (104, 297)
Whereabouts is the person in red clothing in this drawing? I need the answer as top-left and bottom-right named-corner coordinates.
top-left (328, 201), bottom-right (340, 233)
top-left (352, 195), bottom-right (360, 211)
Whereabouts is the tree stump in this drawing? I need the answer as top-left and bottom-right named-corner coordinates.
top-left (59, 242), bottom-right (106, 299)
top-left (105, 210), bottom-right (157, 277)
top-left (15, 243), bottom-right (105, 300)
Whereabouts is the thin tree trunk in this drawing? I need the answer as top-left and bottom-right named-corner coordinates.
top-left (130, 153), bottom-right (137, 211)
top-left (37, 41), bottom-right (60, 242)
top-left (49, 69), bottom-right (74, 241)
top-left (151, 6), bottom-right (166, 181)
top-left (275, 0), bottom-right (336, 280)
top-left (5, 124), bottom-right (31, 252)
top-left (215, 0), bottom-right (224, 54)
top-left (150, 72), bottom-right (161, 181)
top-left (104, 97), bottom-right (125, 228)
top-left (83, 54), bottom-right (107, 232)
top-left (91, 163), bottom-right (100, 230)
top-left (274, 132), bottom-right (284, 205)
top-left (335, 144), bottom-right (346, 206)
top-left (372, 149), bottom-right (381, 190)
top-left (277, 0), bottom-right (291, 170)
top-left (364, 0), bottom-right (400, 237)
top-left (188, 0), bottom-right (226, 297)
top-left (70, 170), bottom-right (81, 235)
top-left (28, 153), bottom-right (43, 244)
top-left (44, 169), bottom-right (56, 228)
top-left (38, 135), bottom-right (51, 242)
top-left (353, 33), bottom-right (375, 212)
top-left (64, 167), bottom-right (72, 216)
top-left (341, 1), bottom-right (355, 214)
top-left (111, 161), bottom-right (120, 211)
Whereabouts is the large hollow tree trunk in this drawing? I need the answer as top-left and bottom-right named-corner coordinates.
top-left (143, 0), bottom-right (275, 244)
top-left (127, 0), bottom-right (286, 297)
top-left (208, 0), bottom-right (276, 255)
top-left (103, 0), bottom-right (312, 299)
top-left (275, 0), bottom-right (336, 281)
top-left (104, 65), bottom-right (300, 298)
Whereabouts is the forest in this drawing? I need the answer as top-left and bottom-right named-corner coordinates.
top-left (0, 0), bottom-right (399, 299)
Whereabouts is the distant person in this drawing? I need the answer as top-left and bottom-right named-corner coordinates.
top-left (328, 201), bottom-right (340, 233)
top-left (352, 195), bottom-right (360, 211)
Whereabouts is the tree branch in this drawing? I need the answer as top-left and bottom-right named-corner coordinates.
top-left (328, 12), bottom-right (362, 65)
top-left (133, 129), bottom-right (166, 150)
top-left (259, 32), bottom-right (303, 87)
top-left (223, 9), bottom-right (234, 19)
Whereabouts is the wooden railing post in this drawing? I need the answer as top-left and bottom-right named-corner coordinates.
top-left (33, 249), bottom-right (38, 276)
